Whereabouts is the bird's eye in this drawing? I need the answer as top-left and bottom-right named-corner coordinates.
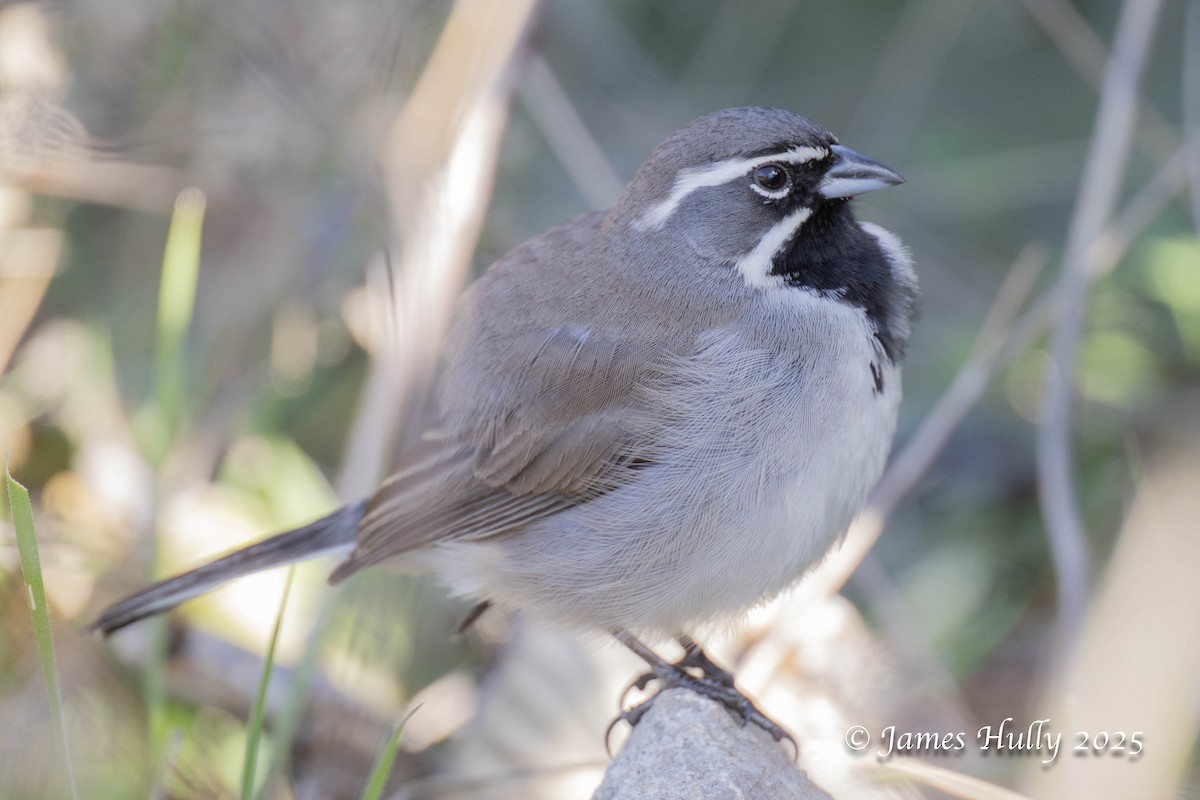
top-left (752, 164), bottom-right (789, 194)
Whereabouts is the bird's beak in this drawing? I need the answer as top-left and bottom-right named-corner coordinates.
top-left (819, 144), bottom-right (905, 199)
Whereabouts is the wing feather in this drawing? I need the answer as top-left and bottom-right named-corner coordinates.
top-left (333, 210), bottom-right (745, 581)
top-left (331, 213), bottom-right (674, 580)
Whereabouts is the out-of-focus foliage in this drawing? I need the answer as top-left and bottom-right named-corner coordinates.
top-left (0, 0), bottom-right (1196, 797)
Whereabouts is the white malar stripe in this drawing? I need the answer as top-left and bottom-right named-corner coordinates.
top-left (638, 145), bottom-right (828, 230)
top-left (734, 206), bottom-right (812, 290)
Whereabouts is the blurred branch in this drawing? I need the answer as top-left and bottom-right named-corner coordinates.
top-left (854, 0), bottom-right (975, 154)
top-left (1, 96), bottom-right (182, 214)
top-left (1020, 0), bottom-right (1179, 162)
top-left (7, 158), bottom-right (184, 215)
top-left (518, 55), bottom-right (624, 210)
top-left (338, 0), bottom-right (540, 497)
top-left (1026, 433), bottom-right (1200, 799)
top-left (681, 0), bottom-right (803, 102)
top-left (1084, 125), bottom-right (1200, 277)
top-left (1036, 0), bottom-right (1165, 645)
top-left (898, 138), bottom-right (1090, 221)
top-left (0, 5), bottom-right (180, 213)
top-left (0, 228), bottom-right (57, 374)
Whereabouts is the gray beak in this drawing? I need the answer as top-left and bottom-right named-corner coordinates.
top-left (819, 144), bottom-right (905, 199)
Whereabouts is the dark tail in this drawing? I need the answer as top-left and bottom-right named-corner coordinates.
top-left (92, 500), bottom-right (368, 635)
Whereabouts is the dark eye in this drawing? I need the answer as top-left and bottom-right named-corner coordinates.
top-left (753, 164), bottom-right (789, 192)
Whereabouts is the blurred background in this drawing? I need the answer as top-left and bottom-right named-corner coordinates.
top-left (1, 0), bottom-right (1198, 797)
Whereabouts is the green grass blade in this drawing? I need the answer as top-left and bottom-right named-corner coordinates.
top-left (259, 588), bottom-right (333, 794)
top-left (360, 705), bottom-right (421, 800)
top-left (145, 186), bottom-right (207, 755)
top-left (240, 566), bottom-right (295, 800)
top-left (153, 187), bottom-right (206, 453)
top-left (6, 462), bottom-right (80, 800)
top-left (144, 605), bottom-right (170, 757)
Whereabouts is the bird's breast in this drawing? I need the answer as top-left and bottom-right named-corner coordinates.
top-left (593, 294), bottom-right (902, 630)
top-left (432, 289), bottom-right (903, 636)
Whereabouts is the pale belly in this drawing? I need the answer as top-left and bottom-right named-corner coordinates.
top-left (429, 309), bottom-right (902, 636)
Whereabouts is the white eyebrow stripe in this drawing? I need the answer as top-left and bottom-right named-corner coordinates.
top-left (734, 206), bottom-right (812, 289)
top-left (637, 145), bottom-right (828, 230)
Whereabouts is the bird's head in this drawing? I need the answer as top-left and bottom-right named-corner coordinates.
top-left (612, 106), bottom-right (918, 359)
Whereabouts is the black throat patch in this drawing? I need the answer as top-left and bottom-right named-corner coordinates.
top-left (769, 201), bottom-right (903, 363)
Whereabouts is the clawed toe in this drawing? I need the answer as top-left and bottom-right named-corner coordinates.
top-left (605, 697), bottom-right (656, 756)
top-left (608, 630), bottom-right (797, 758)
top-left (617, 664), bottom-right (666, 708)
top-left (608, 662), bottom-right (797, 757)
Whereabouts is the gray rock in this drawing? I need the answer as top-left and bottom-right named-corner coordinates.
top-left (594, 689), bottom-right (834, 800)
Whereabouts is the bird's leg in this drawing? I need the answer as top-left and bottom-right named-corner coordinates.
top-left (607, 629), bottom-right (795, 753)
top-left (453, 600), bottom-right (492, 636)
top-left (675, 633), bottom-right (736, 687)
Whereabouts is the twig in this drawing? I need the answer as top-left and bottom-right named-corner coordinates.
top-left (1019, 0), bottom-right (1178, 162)
top-left (337, 254), bottom-right (399, 498)
top-left (1085, 126), bottom-right (1200, 277)
top-left (336, 0), bottom-right (540, 494)
top-left (853, 0), bottom-right (975, 153)
top-left (519, 55), bottom-right (625, 210)
top-left (1036, 0), bottom-right (1165, 645)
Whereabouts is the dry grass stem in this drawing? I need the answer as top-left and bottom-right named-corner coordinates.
top-left (1019, 0), bottom-right (1179, 161)
top-left (1036, 0), bottom-right (1166, 646)
top-left (338, 0), bottom-right (540, 496)
top-left (1026, 439), bottom-right (1200, 799)
top-left (519, 55), bottom-right (624, 210)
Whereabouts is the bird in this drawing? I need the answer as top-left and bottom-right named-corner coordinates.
top-left (93, 106), bottom-right (918, 740)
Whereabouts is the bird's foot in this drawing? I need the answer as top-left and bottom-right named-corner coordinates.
top-left (607, 647), bottom-right (795, 756)
top-left (675, 638), bottom-right (737, 687)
